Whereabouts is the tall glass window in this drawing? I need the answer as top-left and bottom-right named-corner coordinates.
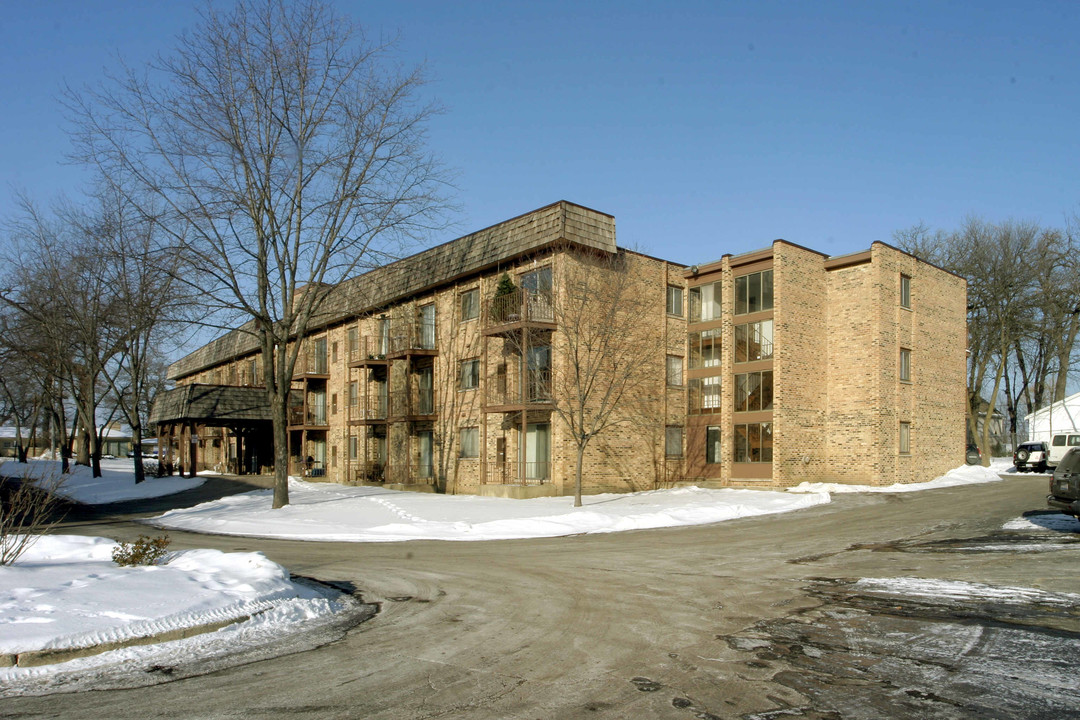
top-left (689, 329), bottom-right (721, 369)
top-left (734, 422), bottom-right (773, 462)
top-left (706, 426), bottom-right (722, 464)
top-left (735, 320), bottom-right (774, 362)
top-left (735, 270), bottom-right (774, 315)
top-left (688, 282), bottom-right (720, 323)
top-left (734, 371), bottom-right (773, 412)
top-left (900, 275), bottom-right (911, 309)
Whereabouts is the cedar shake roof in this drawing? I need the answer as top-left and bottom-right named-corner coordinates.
top-left (168, 201), bottom-right (616, 380)
top-left (149, 384), bottom-right (272, 425)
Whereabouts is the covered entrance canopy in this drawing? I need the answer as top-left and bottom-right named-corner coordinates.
top-left (150, 384), bottom-right (273, 477)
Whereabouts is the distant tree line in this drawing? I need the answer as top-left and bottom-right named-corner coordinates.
top-left (894, 215), bottom-right (1080, 455)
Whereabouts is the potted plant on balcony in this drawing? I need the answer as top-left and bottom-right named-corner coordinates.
top-left (492, 272), bottom-right (517, 322)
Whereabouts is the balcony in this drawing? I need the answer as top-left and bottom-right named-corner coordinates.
top-left (288, 403), bottom-right (329, 428)
top-left (386, 318), bottom-right (437, 359)
top-left (484, 369), bottom-right (553, 412)
top-left (384, 463), bottom-right (435, 485)
top-left (482, 289), bottom-right (556, 335)
top-left (350, 460), bottom-right (385, 484)
top-left (482, 461), bottom-right (550, 486)
top-left (292, 349), bottom-right (329, 378)
top-left (348, 396), bottom-right (388, 424)
top-left (347, 336), bottom-right (389, 368)
top-left (387, 389), bottom-right (435, 420)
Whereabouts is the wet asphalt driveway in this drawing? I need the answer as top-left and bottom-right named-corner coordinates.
top-left (2, 473), bottom-right (1078, 719)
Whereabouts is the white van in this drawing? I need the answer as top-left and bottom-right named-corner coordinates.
top-left (1048, 433), bottom-right (1080, 469)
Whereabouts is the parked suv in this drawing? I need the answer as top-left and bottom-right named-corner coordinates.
top-left (1047, 447), bottom-right (1080, 519)
top-left (1013, 441), bottom-right (1049, 473)
top-left (1048, 433), bottom-right (1080, 469)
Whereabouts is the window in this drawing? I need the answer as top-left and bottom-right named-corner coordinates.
top-left (349, 435), bottom-right (358, 461)
top-left (900, 274), bottom-right (911, 309)
top-left (900, 348), bottom-right (911, 382)
top-left (735, 320), bottom-right (774, 362)
top-left (332, 341), bottom-right (338, 363)
top-left (734, 371), bottom-right (773, 412)
top-left (689, 376), bottom-right (722, 413)
top-left (348, 381), bottom-right (358, 407)
top-left (734, 422), bottom-right (773, 462)
top-left (666, 355), bottom-right (683, 386)
top-left (665, 427), bottom-right (683, 457)
top-left (735, 269), bottom-right (774, 315)
top-left (347, 327), bottom-right (358, 355)
top-left (899, 422), bottom-right (911, 454)
top-left (688, 282), bottom-right (721, 323)
top-left (459, 427), bottom-right (479, 458)
top-left (460, 358), bottom-right (480, 390)
top-left (331, 445), bottom-right (337, 468)
top-left (331, 393), bottom-right (338, 415)
top-left (706, 426), bottom-right (722, 464)
top-left (460, 288), bottom-right (479, 321)
top-left (666, 285), bottom-right (683, 316)
top-left (689, 329), bottom-right (721, 369)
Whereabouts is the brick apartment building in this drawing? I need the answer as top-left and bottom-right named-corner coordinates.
top-left (150, 201), bottom-right (967, 496)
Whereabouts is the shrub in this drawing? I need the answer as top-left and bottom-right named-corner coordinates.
top-left (0, 471), bottom-right (67, 566)
top-left (112, 535), bottom-right (172, 566)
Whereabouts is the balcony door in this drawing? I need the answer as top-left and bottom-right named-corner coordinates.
top-left (522, 422), bottom-right (550, 480)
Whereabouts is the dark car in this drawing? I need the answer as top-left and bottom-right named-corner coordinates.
top-left (1047, 446), bottom-right (1080, 518)
top-left (1014, 440), bottom-right (1049, 473)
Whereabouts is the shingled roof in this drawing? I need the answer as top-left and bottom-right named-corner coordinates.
top-left (168, 201), bottom-right (616, 381)
top-left (149, 384), bottom-right (272, 425)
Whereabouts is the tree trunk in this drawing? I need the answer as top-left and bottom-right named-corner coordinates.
top-left (574, 441), bottom-right (586, 508)
top-left (131, 417), bottom-right (146, 484)
top-left (272, 400), bottom-right (290, 508)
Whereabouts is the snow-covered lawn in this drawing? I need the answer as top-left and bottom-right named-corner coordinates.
top-left (0, 457), bottom-right (206, 504)
top-left (0, 535), bottom-right (350, 691)
top-left (149, 482), bottom-right (832, 541)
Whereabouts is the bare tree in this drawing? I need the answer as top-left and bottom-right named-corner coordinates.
top-left (504, 249), bottom-right (660, 506)
top-left (0, 470), bottom-right (67, 566)
top-left (68, 0), bottom-right (449, 507)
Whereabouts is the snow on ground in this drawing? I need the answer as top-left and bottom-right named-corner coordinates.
top-left (0, 535), bottom-right (344, 665)
top-left (1004, 513), bottom-right (1080, 532)
top-left (788, 458), bottom-right (1008, 494)
top-left (149, 481), bottom-right (832, 542)
top-left (855, 576), bottom-right (1080, 607)
top-left (0, 457), bottom-right (205, 504)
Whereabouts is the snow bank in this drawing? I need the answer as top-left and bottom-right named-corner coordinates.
top-left (150, 481), bottom-right (831, 542)
top-left (0, 535), bottom-right (329, 655)
top-left (787, 459), bottom-right (1007, 494)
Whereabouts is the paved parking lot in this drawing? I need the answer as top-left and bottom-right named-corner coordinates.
top-left (2, 474), bottom-right (1076, 719)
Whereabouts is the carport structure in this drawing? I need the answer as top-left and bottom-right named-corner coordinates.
top-left (149, 384), bottom-right (272, 477)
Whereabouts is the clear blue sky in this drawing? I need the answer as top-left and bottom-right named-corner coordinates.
top-left (2, 0), bottom-right (1077, 265)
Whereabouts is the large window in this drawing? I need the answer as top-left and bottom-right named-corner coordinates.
top-left (349, 435), bottom-right (358, 461)
top-left (900, 274), bottom-right (911, 309)
top-left (666, 285), bottom-right (684, 316)
top-left (666, 355), bottom-right (683, 386)
top-left (688, 282), bottom-right (721, 323)
top-left (735, 269), bottom-right (773, 315)
top-left (706, 426), bottom-right (722, 464)
top-left (900, 348), bottom-right (911, 382)
top-left (460, 288), bottom-right (479, 321)
top-left (665, 427), bottom-right (683, 457)
top-left (734, 422), bottom-right (773, 462)
top-left (459, 427), bottom-right (479, 458)
top-left (460, 358), bottom-right (480, 390)
top-left (689, 329), bottom-right (721, 369)
top-left (899, 421), bottom-right (911, 454)
top-left (734, 371), bottom-right (773, 412)
top-left (689, 376), bottom-right (722, 413)
top-left (734, 320), bottom-right (773, 363)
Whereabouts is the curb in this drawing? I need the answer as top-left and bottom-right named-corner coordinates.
top-left (2, 615), bottom-right (251, 669)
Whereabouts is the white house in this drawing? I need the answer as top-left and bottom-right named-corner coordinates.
top-left (1025, 391), bottom-right (1080, 443)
